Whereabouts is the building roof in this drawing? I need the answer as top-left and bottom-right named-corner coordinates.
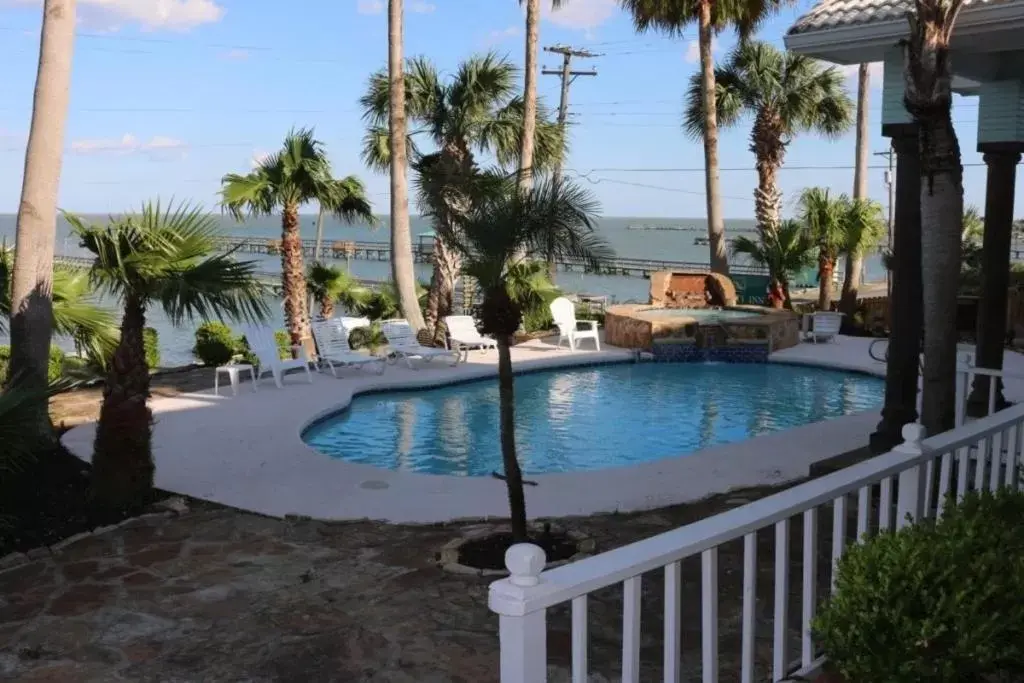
top-left (788, 0), bottom-right (1012, 35)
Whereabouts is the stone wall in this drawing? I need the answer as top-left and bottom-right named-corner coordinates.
top-left (605, 309), bottom-right (653, 348)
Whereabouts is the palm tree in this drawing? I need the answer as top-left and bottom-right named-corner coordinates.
top-left (903, 0), bottom-right (966, 434)
top-left (619, 0), bottom-right (793, 276)
top-left (360, 54), bottom-right (565, 344)
top-left (7, 0), bottom-right (78, 435)
top-left (517, 0), bottom-right (567, 193)
top-left (0, 248), bottom-right (119, 365)
top-left (432, 172), bottom-right (611, 541)
top-left (221, 129), bottom-right (371, 352)
top-left (731, 219), bottom-right (816, 308)
top-left (685, 41), bottom-right (852, 243)
top-left (838, 198), bottom-right (887, 311)
top-left (386, 0), bottom-right (426, 332)
top-left (841, 62), bottom-right (873, 317)
top-left (799, 187), bottom-right (847, 311)
top-left (67, 201), bottom-right (270, 512)
top-left (306, 262), bottom-right (368, 320)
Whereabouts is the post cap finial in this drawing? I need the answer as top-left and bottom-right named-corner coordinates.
top-left (901, 422), bottom-right (925, 443)
top-left (505, 543), bottom-right (547, 587)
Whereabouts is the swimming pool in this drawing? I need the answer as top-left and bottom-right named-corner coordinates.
top-left (638, 308), bottom-right (762, 322)
top-left (303, 363), bottom-right (884, 476)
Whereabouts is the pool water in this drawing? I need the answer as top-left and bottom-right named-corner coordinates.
top-left (302, 363), bottom-right (884, 476)
top-left (641, 308), bottom-right (762, 322)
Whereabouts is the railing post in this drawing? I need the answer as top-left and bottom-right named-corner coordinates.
top-left (488, 544), bottom-right (548, 683)
top-left (893, 423), bottom-right (930, 527)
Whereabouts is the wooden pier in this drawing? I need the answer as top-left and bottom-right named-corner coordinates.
top-left (210, 236), bottom-right (769, 279)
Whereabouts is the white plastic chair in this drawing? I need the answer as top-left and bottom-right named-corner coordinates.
top-left (550, 297), bottom-right (600, 351)
top-left (443, 314), bottom-right (497, 362)
top-left (808, 311), bottom-right (843, 343)
top-left (311, 320), bottom-right (386, 376)
top-left (240, 324), bottom-right (314, 388)
top-left (380, 319), bottom-right (460, 368)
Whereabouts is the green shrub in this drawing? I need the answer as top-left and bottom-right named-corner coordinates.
top-left (192, 322), bottom-right (240, 367)
top-left (0, 345), bottom-right (65, 384)
top-left (814, 488), bottom-right (1024, 683)
top-left (575, 305), bottom-right (605, 326)
top-left (143, 327), bottom-right (160, 369)
top-left (274, 330), bottom-right (291, 360)
top-left (348, 324), bottom-right (388, 355)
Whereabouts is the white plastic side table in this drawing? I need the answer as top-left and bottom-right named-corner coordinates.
top-left (214, 364), bottom-right (257, 396)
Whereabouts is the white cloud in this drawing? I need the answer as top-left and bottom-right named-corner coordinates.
top-left (541, 0), bottom-right (616, 31)
top-left (483, 24), bottom-right (520, 46)
top-left (356, 0), bottom-right (383, 14)
top-left (250, 150), bottom-right (272, 169)
top-left (11, 0), bottom-right (225, 31)
top-left (221, 48), bottom-right (250, 61)
top-left (409, 0), bottom-right (435, 12)
top-left (71, 134), bottom-right (187, 157)
top-left (684, 37), bottom-right (719, 64)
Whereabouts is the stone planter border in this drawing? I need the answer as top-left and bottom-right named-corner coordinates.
top-left (437, 523), bottom-right (596, 577)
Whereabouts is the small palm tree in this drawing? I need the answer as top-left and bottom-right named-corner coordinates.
top-left (799, 187), bottom-right (848, 311)
top-left (68, 201), bottom-right (270, 512)
top-left (433, 173), bottom-right (612, 541)
top-left (838, 198), bottom-right (886, 311)
top-left (619, 0), bottom-right (794, 275)
top-left (685, 41), bottom-right (852, 239)
top-left (731, 219), bottom-right (815, 308)
top-left (221, 128), bottom-right (373, 351)
top-left (306, 262), bottom-right (368, 320)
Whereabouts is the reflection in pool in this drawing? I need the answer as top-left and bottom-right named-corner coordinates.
top-left (302, 363), bottom-right (884, 476)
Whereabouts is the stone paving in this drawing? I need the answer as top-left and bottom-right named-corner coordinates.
top-left (0, 487), bottom-right (820, 683)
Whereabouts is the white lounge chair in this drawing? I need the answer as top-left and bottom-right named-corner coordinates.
top-left (241, 324), bottom-right (314, 389)
top-left (807, 311), bottom-right (843, 343)
top-left (550, 297), bottom-right (600, 351)
top-left (311, 320), bottom-right (386, 376)
top-left (444, 314), bottom-right (497, 362)
top-left (380, 319), bottom-right (460, 368)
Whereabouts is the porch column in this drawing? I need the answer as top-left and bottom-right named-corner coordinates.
top-left (968, 146), bottom-right (1021, 416)
top-left (870, 124), bottom-right (923, 453)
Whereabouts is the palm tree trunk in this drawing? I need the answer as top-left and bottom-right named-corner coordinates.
top-left (8, 0), bottom-right (76, 428)
top-left (818, 254), bottom-right (834, 310)
top-left (497, 335), bottom-right (528, 542)
top-left (320, 296), bottom-right (335, 321)
top-left (425, 235), bottom-right (461, 347)
top-left (388, 0), bottom-right (426, 331)
top-left (698, 0), bottom-right (728, 276)
top-left (518, 0), bottom-right (540, 194)
top-left (91, 294), bottom-right (153, 512)
top-left (918, 116), bottom-right (963, 434)
top-left (281, 204), bottom-right (310, 350)
top-left (840, 64), bottom-right (872, 317)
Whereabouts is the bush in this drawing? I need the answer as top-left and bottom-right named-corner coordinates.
top-left (814, 488), bottom-right (1024, 683)
top-left (192, 322), bottom-right (240, 367)
top-left (348, 324), bottom-right (388, 354)
top-left (143, 327), bottom-right (160, 369)
top-left (274, 330), bottom-right (291, 360)
top-left (522, 303), bottom-right (554, 333)
top-left (0, 345), bottom-right (65, 384)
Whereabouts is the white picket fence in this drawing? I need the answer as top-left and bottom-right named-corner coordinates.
top-left (489, 369), bottom-right (1024, 683)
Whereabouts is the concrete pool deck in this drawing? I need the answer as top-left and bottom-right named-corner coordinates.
top-left (61, 335), bottom-right (1024, 523)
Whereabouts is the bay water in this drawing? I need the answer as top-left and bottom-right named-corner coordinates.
top-left (0, 214), bottom-right (885, 366)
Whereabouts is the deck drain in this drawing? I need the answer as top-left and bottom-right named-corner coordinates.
top-left (360, 480), bottom-right (390, 490)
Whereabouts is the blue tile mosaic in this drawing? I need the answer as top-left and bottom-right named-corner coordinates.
top-left (651, 342), bottom-right (770, 363)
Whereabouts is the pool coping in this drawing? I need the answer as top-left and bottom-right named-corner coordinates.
top-left (62, 335), bottom-right (1009, 524)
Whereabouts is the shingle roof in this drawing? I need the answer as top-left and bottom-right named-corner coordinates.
top-left (788, 0), bottom-right (1012, 35)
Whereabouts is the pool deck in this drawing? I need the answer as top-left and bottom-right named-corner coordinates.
top-left (61, 335), bottom-right (1024, 523)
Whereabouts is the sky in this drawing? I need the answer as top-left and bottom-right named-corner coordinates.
top-left (0, 0), bottom-right (1012, 219)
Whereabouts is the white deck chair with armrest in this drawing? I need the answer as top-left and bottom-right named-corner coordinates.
top-left (380, 319), bottom-right (460, 369)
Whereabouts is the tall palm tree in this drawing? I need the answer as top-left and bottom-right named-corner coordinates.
top-left (841, 62), bottom-right (873, 317)
top-left (620, 0), bottom-right (793, 276)
top-left (67, 201), bottom-right (269, 512)
top-left (684, 41), bottom-right (852, 242)
top-left (385, 0), bottom-right (426, 331)
top-left (799, 187), bottom-right (848, 311)
top-left (903, 0), bottom-right (966, 434)
top-left (7, 0), bottom-right (77, 434)
top-left (360, 54), bottom-right (565, 344)
top-left (306, 262), bottom-right (368, 320)
top-left (0, 248), bottom-right (118, 364)
top-left (517, 0), bottom-right (567, 193)
top-left (433, 173), bottom-right (611, 541)
top-left (731, 219), bottom-right (816, 308)
top-left (221, 129), bottom-right (372, 351)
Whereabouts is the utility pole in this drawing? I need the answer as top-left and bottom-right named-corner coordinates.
top-left (542, 44), bottom-right (598, 185)
top-left (875, 147), bottom-right (896, 298)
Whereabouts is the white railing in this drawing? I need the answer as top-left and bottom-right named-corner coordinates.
top-left (489, 396), bottom-right (1024, 682)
